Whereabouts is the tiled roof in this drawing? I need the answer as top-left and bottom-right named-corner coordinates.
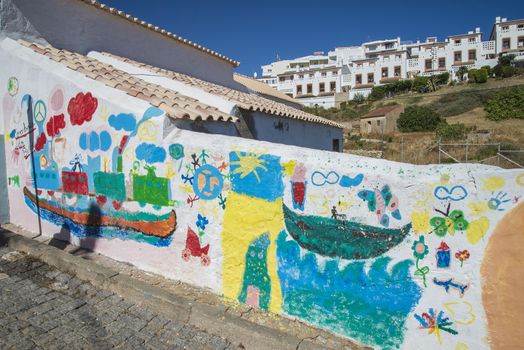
top-left (233, 73), bottom-right (300, 105)
top-left (19, 40), bottom-right (238, 123)
top-left (361, 105), bottom-right (403, 119)
top-left (101, 52), bottom-right (344, 129)
top-left (76, 0), bottom-right (239, 67)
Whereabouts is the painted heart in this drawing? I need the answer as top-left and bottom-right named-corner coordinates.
top-left (96, 195), bottom-right (107, 207)
top-left (112, 200), bottom-right (122, 210)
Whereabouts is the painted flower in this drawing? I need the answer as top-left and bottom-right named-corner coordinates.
top-left (455, 250), bottom-right (470, 267)
top-left (169, 143), bottom-right (185, 160)
top-left (196, 213), bottom-right (209, 231)
top-left (412, 235), bottom-right (429, 260)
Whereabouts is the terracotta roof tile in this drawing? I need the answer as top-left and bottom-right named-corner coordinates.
top-left (74, 0), bottom-right (239, 67)
top-left (101, 52), bottom-right (343, 129)
top-left (233, 73), bottom-right (300, 105)
top-left (19, 40), bottom-right (238, 123)
top-left (361, 105), bottom-right (403, 119)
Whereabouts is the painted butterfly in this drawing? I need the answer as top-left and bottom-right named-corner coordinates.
top-left (358, 185), bottom-right (401, 227)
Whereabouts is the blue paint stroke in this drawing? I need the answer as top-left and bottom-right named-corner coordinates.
top-left (311, 171), bottom-right (339, 186)
top-left (433, 277), bottom-right (468, 297)
top-left (339, 174), bottom-right (364, 188)
top-left (277, 231), bottom-right (422, 349)
top-left (434, 185), bottom-right (468, 201)
top-left (135, 143), bottom-right (166, 164)
top-left (108, 113), bottom-right (137, 132)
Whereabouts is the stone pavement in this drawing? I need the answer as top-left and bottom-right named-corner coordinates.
top-left (0, 246), bottom-right (234, 350)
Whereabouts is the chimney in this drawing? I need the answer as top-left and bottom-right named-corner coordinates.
top-left (496, 16), bottom-right (501, 23)
top-left (468, 30), bottom-right (473, 34)
top-left (502, 18), bottom-right (507, 22)
top-left (475, 27), bottom-right (480, 33)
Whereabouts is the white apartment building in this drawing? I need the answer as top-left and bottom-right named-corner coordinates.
top-left (490, 17), bottom-right (524, 60)
top-left (261, 16), bottom-right (522, 105)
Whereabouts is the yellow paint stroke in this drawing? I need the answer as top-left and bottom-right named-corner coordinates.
top-left (445, 301), bottom-right (476, 325)
top-left (411, 210), bottom-right (430, 234)
top-left (446, 217), bottom-right (456, 235)
top-left (281, 160), bottom-right (297, 176)
top-left (123, 147), bottom-right (135, 161)
top-left (482, 176), bottom-right (505, 192)
top-left (166, 163), bottom-right (176, 179)
top-left (221, 192), bottom-right (283, 313)
top-left (230, 152), bottom-right (267, 181)
top-left (440, 173), bottom-right (450, 184)
top-left (455, 342), bottom-right (469, 350)
top-left (413, 190), bottom-right (431, 209)
top-left (98, 105), bottom-right (109, 121)
top-left (516, 172), bottom-right (524, 186)
top-left (137, 120), bottom-right (158, 141)
top-left (468, 201), bottom-right (489, 216)
top-left (466, 216), bottom-right (490, 244)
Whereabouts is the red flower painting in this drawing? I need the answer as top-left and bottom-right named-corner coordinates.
top-left (46, 114), bottom-right (66, 137)
top-left (34, 132), bottom-right (47, 151)
top-left (67, 92), bottom-right (98, 126)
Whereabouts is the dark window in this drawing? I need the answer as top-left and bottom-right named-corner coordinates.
top-left (296, 85), bottom-right (302, 95)
top-left (468, 49), bottom-right (476, 60)
top-left (425, 59), bottom-right (432, 70)
top-left (356, 74), bottom-right (362, 84)
top-left (438, 57), bottom-right (446, 68)
top-left (307, 84), bottom-right (313, 93)
top-left (330, 81), bottom-right (336, 91)
top-left (319, 82), bottom-right (325, 93)
top-left (454, 51), bottom-right (462, 62)
top-left (332, 139), bottom-right (340, 152)
top-left (394, 66), bottom-right (401, 76)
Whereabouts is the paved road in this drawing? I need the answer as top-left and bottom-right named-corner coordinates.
top-left (0, 246), bottom-right (232, 350)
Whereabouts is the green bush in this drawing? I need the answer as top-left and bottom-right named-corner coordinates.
top-left (481, 65), bottom-right (492, 76)
top-left (412, 76), bottom-right (429, 92)
top-left (477, 68), bottom-right (488, 83)
top-left (434, 72), bottom-right (450, 85)
top-left (353, 93), bottom-right (365, 103)
top-left (397, 105), bottom-right (444, 132)
top-left (456, 66), bottom-right (469, 81)
top-left (468, 68), bottom-right (478, 82)
top-left (369, 85), bottom-right (386, 100)
top-left (484, 86), bottom-right (524, 120)
top-left (502, 66), bottom-right (517, 78)
top-left (436, 123), bottom-right (468, 140)
top-left (498, 54), bottom-right (515, 66)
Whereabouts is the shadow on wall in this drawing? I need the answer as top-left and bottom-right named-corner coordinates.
top-left (48, 202), bottom-right (101, 254)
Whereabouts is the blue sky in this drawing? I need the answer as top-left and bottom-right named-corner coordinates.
top-left (101, 0), bottom-right (523, 76)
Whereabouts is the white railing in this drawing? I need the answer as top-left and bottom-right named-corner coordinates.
top-left (407, 58), bottom-right (419, 69)
top-left (482, 41), bottom-right (495, 51)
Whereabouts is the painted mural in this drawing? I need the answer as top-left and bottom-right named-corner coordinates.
top-left (3, 58), bottom-right (524, 350)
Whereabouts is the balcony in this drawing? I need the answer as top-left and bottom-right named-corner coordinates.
top-left (354, 83), bottom-right (375, 89)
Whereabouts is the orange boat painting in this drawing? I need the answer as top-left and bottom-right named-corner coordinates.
top-left (23, 187), bottom-right (176, 246)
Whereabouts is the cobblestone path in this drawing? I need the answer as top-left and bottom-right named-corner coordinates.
top-left (0, 247), bottom-right (233, 350)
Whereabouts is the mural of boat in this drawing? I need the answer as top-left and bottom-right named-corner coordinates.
top-left (23, 186), bottom-right (176, 238)
top-left (283, 204), bottom-right (411, 260)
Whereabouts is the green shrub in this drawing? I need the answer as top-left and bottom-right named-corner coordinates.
top-left (493, 64), bottom-right (503, 78)
top-left (498, 54), bottom-right (515, 66)
top-left (484, 86), bottom-right (524, 120)
top-left (476, 68), bottom-right (488, 83)
top-left (502, 66), bottom-right (517, 78)
top-left (468, 68), bottom-right (478, 82)
top-left (456, 66), bottom-right (469, 81)
top-left (397, 105), bottom-right (444, 132)
top-left (412, 76), bottom-right (429, 92)
top-left (436, 123), bottom-right (468, 140)
top-left (353, 93), bottom-right (366, 103)
top-left (434, 72), bottom-right (450, 85)
top-left (481, 65), bottom-right (492, 76)
top-left (369, 85), bottom-right (386, 100)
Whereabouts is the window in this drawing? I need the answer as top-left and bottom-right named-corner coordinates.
top-left (321, 72), bottom-right (327, 77)
top-left (296, 85), bottom-right (302, 95)
top-left (357, 63), bottom-right (363, 68)
top-left (425, 59), bottom-right (432, 70)
top-left (468, 49), bottom-right (476, 60)
top-left (394, 66), bottom-right (401, 76)
top-left (279, 77), bottom-right (285, 82)
top-left (382, 67), bottom-right (388, 77)
top-left (332, 139), bottom-right (340, 152)
top-left (299, 74), bottom-right (304, 79)
top-left (454, 39), bottom-right (461, 44)
top-left (356, 74), bottom-right (362, 84)
top-left (468, 37), bottom-right (476, 43)
top-left (367, 73), bottom-right (374, 83)
top-left (319, 82), bottom-right (325, 93)
top-left (502, 38), bottom-right (511, 50)
top-left (396, 54), bottom-right (401, 59)
top-left (332, 71), bottom-right (338, 76)
top-left (309, 73), bottom-right (314, 78)
top-left (502, 26), bottom-right (509, 31)
top-left (519, 37), bottom-right (524, 48)
top-left (330, 81), bottom-right (336, 91)
top-left (519, 24), bottom-right (524, 29)
top-left (454, 51), bottom-right (462, 62)
top-left (377, 120), bottom-right (381, 126)
top-left (438, 57), bottom-right (446, 68)
top-left (385, 43), bottom-right (394, 49)
top-left (307, 84), bottom-right (312, 94)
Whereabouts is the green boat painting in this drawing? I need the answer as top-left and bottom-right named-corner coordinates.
top-left (283, 204), bottom-right (411, 260)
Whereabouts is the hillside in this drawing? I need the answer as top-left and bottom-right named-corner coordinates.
top-left (313, 75), bottom-right (524, 167)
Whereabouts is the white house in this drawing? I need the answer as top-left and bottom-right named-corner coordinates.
top-left (261, 17), bottom-right (518, 104)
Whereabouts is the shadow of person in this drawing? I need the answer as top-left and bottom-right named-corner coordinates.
top-left (49, 202), bottom-right (101, 254)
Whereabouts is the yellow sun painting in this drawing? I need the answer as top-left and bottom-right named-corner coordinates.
top-left (230, 152), bottom-right (268, 182)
